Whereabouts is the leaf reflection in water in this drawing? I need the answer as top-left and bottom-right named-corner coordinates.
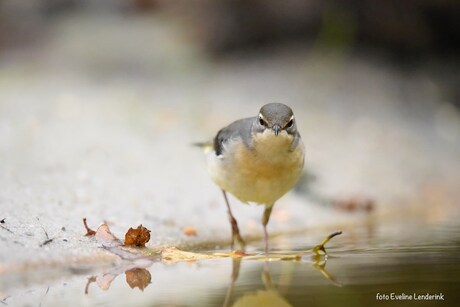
top-left (84, 231), bottom-right (342, 302)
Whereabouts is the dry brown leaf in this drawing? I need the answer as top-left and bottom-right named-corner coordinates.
top-left (84, 276), bottom-right (96, 295)
top-left (125, 268), bottom-right (151, 291)
top-left (182, 226), bottom-right (197, 236)
top-left (95, 223), bottom-right (122, 247)
top-left (124, 224), bottom-right (151, 247)
top-left (97, 274), bottom-right (117, 291)
top-left (83, 218), bottom-right (96, 236)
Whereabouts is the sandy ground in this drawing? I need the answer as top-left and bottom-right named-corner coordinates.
top-left (1, 12), bottom-right (459, 273)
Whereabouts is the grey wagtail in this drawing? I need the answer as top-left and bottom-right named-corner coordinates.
top-left (201, 103), bottom-right (305, 252)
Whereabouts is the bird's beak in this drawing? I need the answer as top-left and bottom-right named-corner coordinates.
top-left (272, 124), bottom-right (281, 136)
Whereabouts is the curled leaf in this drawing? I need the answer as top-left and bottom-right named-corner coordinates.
top-left (124, 224), bottom-right (151, 247)
top-left (125, 268), bottom-right (151, 291)
top-left (96, 223), bottom-right (122, 247)
top-left (97, 274), bottom-right (117, 291)
top-left (83, 218), bottom-right (96, 236)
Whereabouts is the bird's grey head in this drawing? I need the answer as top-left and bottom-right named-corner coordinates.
top-left (254, 103), bottom-right (297, 136)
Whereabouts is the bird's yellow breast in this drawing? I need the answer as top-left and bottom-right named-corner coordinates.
top-left (207, 130), bottom-right (304, 205)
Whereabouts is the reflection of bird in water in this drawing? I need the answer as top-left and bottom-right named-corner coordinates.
top-left (202, 103), bottom-right (305, 252)
top-left (229, 261), bottom-right (292, 307)
top-left (224, 232), bottom-right (343, 307)
top-left (228, 259), bottom-right (341, 307)
top-left (232, 288), bottom-right (292, 307)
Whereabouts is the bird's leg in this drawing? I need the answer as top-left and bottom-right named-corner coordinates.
top-left (262, 204), bottom-right (274, 253)
top-left (223, 258), bottom-right (242, 307)
top-left (222, 190), bottom-right (246, 251)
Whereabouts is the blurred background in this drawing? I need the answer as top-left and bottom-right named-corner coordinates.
top-left (1, 0), bottom-right (460, 261)
top-left (1, 1), bottom-right (460, 306)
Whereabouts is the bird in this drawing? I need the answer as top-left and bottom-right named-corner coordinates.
top-left (202, 103), bottom-right (305, 252)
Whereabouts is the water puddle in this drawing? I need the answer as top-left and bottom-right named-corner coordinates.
top-left (1, 218), bottom-right (459, 306)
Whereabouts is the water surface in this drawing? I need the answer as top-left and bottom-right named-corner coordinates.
top-left (2, 217), bottom-right (459, 307)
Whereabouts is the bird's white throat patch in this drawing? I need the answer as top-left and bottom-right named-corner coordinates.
top-left (251, 130), bottom-right (294, 162)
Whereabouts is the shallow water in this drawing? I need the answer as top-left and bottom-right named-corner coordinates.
top-left (2, 217), bottom-right (460, 307)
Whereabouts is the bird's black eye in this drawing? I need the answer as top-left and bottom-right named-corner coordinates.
top-left (259, 117), bottom-right (265, 126)
top-left (286, 118), bottom-right (294, 128)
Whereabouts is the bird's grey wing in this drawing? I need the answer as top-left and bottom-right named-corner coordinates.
top-left (213, 117), bottom-right (255, 156)
top-left (291, 131), bottom-right (302, 151)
